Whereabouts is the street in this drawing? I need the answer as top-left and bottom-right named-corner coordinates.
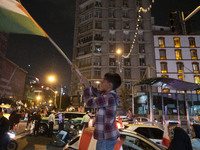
top-left (15, 121), bottom-right (63, 150)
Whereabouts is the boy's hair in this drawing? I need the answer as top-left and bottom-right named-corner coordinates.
top-left (104, 72), bottom-right (121, 90)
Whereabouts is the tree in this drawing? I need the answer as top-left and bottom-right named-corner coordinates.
top-left (119, 88), bottom-right (131, 113)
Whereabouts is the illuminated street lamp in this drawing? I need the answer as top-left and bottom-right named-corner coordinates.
top-left (116, 49), bottom-right (123, 72)
top-left (36, 95), bottom-right (41, 101)
top-left (95, 81), bottom-right (101, 89)
top-left (48, 75), bottom-right (56, 83)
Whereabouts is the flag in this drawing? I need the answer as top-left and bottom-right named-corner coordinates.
top-left (79, 127), bottom-right (124, 150)
top-left (0, 0), bottom-right (48, 37)
top-left (162, 121), bottom-right (170, 147)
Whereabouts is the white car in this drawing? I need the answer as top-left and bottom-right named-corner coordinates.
top-left (38, 112), bottom-right (86, 135)
top-left (63, 128), bottom-right (167, 150)
top-left (124, 124), bottom-right (164, 145)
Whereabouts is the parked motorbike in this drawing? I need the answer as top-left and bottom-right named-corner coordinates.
top-left (2, 131), bottom-right (18, 150)
top-left (53, 124), bottom-right (80, 147)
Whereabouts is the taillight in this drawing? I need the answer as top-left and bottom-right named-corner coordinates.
top-left (116, 122), bottom-right (124, 129)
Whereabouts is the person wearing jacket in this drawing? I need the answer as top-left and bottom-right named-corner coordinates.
top-left (81, 72), bottom-right (121, 150)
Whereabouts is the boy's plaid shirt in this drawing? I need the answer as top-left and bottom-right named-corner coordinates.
top-left (83, 86), bottom-right (120, 140)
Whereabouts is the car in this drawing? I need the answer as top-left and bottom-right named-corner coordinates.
top-left (124, 124), bottom-right (164, 145)
top-left (63, 127), bottom-right (167, 150)
top-left (38, 112), bottom-right (86, 135)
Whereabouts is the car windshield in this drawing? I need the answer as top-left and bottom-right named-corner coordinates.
top-left (135, 127), bottom-right (164, 139)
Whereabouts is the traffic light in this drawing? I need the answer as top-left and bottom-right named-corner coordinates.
top-left (169, 11), bottom-right (182, 33)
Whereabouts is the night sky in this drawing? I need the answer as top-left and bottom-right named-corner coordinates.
top-left (5, 0), bottom-right (200, 89)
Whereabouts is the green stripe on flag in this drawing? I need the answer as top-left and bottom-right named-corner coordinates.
top-left (0, 7), bottom-right (46, 37)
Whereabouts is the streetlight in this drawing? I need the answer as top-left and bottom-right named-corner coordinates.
top-left (116, 49), bottom-right (123, 72)
top-left (95, 81), bottom-right (101, 89)
top-left (47, 74), bottom-right (62, 110)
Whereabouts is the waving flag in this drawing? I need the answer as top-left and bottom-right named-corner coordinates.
top-left (0, 0), bottom-right (48, 37)
top-left (162, 121), bottom-right (170, 147)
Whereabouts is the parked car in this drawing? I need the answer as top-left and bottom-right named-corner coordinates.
top-left (63, 128), bottom-right (167, 150)
top-left (38, 112), bottom-right (86, 135)
top-left (124, 124), bottom-right (164, 145)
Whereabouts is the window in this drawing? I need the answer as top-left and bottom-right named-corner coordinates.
top-left (95, 10), bottom-right (102, 18)
top-left (175, 49), bottom-right (182, 60)
top-left (124, 68), bottom-right (131, 78)
top-left (176, 62), bottom-right (184, 73)
top-left (159, 49), bottom-right (166, 60)
top-left (120, 134), bottom-right (155, 150)
top-left (190, 49), bottom-right (198, 60)
top-left (192, 62), bottom-right (199, 73)
top-left (93, 56), bottom-right (101, 66)
top-left (95, 21), bottom-right (102, 29)
top-left (123, 21), bottom-right (130, 29)
top-left (109, 0), bottom-right (115, 7)
top-left (123, 10), bottom-right (129, 18)
top-left (95, 43), bottom-right (101, 53)
top-left (109, 10), bottom-right (115, 18)
top-left (109, 31), bottom-right (116, 41)
top-left (158, 37), bottom-right (165, 47)
top-left (94, 68), bottom-right (101, 77)
top-left (124, 82), bottom-right (131, 89)
top-left (124, 44), bottom-right (130, 53)
top-left (124, 58), bottom-right (131, 66)
top-left (123, 0), bottom-right (128, 7)
top-left (174, 37), bottom-right (180, 47)
top-left (188, 37), bottom-right (196, 47)
top-left (160, 62), bottom-right (168, 73)
top-left (139, 44), bottom-right (145, 53)
top-left (194, 75), bottom-right (200, 84)
top-left (140, 68), bottom-right (146, 79)
top-left (109, 68), bottom-right (116, 73)
top-left (178, 75), bottom-right (184, 80)
top-left (109, 58), bottom-right (116, 66)
top-left (109, 44), bottom-right (116, 53)
top-left (139, 57), bottom-right (145, 66)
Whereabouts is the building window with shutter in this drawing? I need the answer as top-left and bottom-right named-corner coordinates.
top-left (194, 75), bottom-right (200, 84)
top-left (158, 37), bottom-right (165, 47)
top-left (190, 49), bottom-right (198, 60)
top-left (192, 62), bottom-right (199, 73)
top-left (174, 37), bottom-right (180, 47)
top-left (189, 37), bottom-right (196, 48)
top-left (176, 62), bottom-right (184, 73)
top-left (160, 62), bottom-right (168, 73)
top-left (159, 49), bottom-right (166, 60)
top-left (175, 49), bottom-right (182, 60)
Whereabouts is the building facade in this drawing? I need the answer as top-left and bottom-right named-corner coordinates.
top-left (154, 34), bottom-right (200, 93)
top-left (71, 0), bottom-right (156, 105)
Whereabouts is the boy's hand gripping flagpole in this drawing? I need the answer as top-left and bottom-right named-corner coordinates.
top-left (0, 0), bottom-right (83, 80)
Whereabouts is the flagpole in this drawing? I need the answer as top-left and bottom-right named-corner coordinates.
top-left (48, 37), bottom-right (82, 78)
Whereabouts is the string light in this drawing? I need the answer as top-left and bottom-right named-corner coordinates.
top-left (121, 0), bottom-right (155, 60)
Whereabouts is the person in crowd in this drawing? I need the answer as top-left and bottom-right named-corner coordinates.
top-left (48, 110), bottom-right (55, 137)
top-left (65, 117), bottom-right (73, 132)
top-left (9, 109), bottom-right (16, 131)
top-left (168, 127), bottom-right (193, 150)
top-left (58, 113), bottom-right (65, 131)
top-left (13, 109), bottom-right (21, 132)
top-left (25, 110), bottom-right (33, 131)
top-left (81, 111), bottom-right (90, 128)
top-left (33, 111), bottom-right (41, 136)
top-left (0, 107), bottom-right (9, 149)
top-left (191, 124), bottom-right (200, 150)
top-left (126, 109), bottom-right (133, 121)
top-left (80, 72), bottom-right (122, 150)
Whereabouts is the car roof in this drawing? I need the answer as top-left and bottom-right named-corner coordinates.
top-left (56, 111), bottom-right (86, 114)
top-left (125, 124), bottom-right (163, 130)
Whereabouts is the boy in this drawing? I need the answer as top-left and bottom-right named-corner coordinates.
top-left (81, 72), bottom-right (121, 150)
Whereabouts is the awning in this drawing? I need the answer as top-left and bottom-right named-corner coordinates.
top-left (134, 77), bottom-right (200, 91)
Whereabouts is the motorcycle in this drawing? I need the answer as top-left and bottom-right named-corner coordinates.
top-left (53, 124), bottom-right (81, 147)
top-left (2, 131), bottom-right (18, 150)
